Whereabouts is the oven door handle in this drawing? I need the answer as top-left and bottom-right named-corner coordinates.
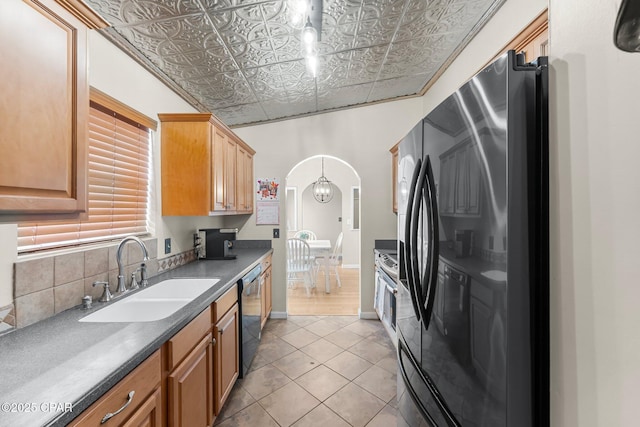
top-left (385, 283), bottom-right (398, 295)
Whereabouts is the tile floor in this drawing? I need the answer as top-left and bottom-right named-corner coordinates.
top-left (214, 315), bottom-right (398, 427)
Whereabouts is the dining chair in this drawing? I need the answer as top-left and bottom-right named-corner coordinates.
top-left (293, 230), bottom-right (317, 240)
top-left (286, 238), bottom-right (316, 297)
top-left (315, 232), bottom-right (343, 288)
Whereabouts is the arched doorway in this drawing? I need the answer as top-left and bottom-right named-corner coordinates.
top-left (285, 155), bottom-right (361, 315)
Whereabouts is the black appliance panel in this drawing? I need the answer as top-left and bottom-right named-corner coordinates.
top-left (397, 51), bottom-right (548, 427)
top-left (238, 264), bottom-right (262, 378)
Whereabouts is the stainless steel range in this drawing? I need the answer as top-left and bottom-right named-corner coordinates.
top-left (374, 250), bottom-right (398, 346)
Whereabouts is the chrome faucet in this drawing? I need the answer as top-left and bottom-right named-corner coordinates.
top-left (116, 236), bottom-right (149, 296)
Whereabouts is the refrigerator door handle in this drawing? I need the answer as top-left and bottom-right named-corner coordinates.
top-left (404, 157), bottom-right (423, 321)
top-left (421, 155), bottom-right (440, 328)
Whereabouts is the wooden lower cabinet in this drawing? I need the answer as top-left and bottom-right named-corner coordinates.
top-left (72, 281), bottom-right (245, 427)
top-left (70, 351), bottom-right (161, 427)
top-left (167, 333), bottom-right (214, 427)
top-left (213, 303), bottom-right (239, 414)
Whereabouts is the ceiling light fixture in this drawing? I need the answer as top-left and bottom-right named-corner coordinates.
top-left (288, 0), bottom-right (322, 77)
top-left (288, 0), bottom-right (308, 30)
top-left (312, 157), bottom-right (334, 203)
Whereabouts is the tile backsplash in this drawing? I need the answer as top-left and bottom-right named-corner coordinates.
top-left (10, 239), bottom-right (199, 331)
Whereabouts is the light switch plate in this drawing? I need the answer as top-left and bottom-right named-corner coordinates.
top-left (273, 228), bottom-right (280, 238)
top-left (164, 238), bottom-right (171, 254)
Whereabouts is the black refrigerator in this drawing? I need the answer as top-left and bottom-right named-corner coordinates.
top-left (396, 51), bottom-right (549, 426)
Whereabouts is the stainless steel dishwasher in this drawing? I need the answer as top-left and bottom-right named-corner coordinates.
top-left (237, 264), bottom-right (262, 377)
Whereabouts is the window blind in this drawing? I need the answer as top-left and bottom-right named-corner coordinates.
top-left (18, 95), bottom-right (153, 253)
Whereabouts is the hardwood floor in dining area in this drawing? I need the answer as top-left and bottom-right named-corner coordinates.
top-left (288, 266), bottom-right (360, 316)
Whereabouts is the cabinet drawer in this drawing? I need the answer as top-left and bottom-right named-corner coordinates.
top-left (69, 350), bottom-right (161, 426)
top-left (166, 306), bottom-right (212, 371)
top-left (213, 284), bottom-right (237, 322)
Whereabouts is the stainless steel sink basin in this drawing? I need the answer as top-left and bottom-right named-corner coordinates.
top-left (79, 278), bottom-right (220, 323)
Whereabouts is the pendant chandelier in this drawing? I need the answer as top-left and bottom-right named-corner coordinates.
top-left (312, 157), bottom-right (334, 203)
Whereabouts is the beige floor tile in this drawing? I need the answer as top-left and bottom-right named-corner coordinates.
top-left (295, 365), bottom-right (350, 402)
top-left (281, 328), bottom-right (322, 349)
top-left (353, 365), bottom-right (397, 403)
top-left (365, 329), bottom-right (396, 351)
top-left (348, 339), bottom-right (395, 364)
top-left (214, 383), bottom-right (256, 424)
top-left (375, 355), bottom-right (398, 374)
top-left (324, 328), bottom-right (365, 349)
top-left (345, 320), bottom-right (385, 338)
top-left (291, 403), bottom-right (351, 427)
top-left (288, 315), bottom-right (326, 327)
top-left (259, 381), bottom-right (321, 427)
top-left (215, 402), bottom-right (279, 427)
top-left (304, 318), bottom-right (342, 337)
top-left (325, 315), bottom-right (360, 328)
top-left (325, 383), bottom-right (386, 427)
top-left (241, 364), bottom-right (291, 400)
top-left (299, 338), bottom-right (344, 363)
top-left (365, 404), bottom-right (397, 427)
top-left (254, 336), bottom-right (297, 365)
top-left (263, 319), bottom-right (302, 337)
top-left (272, 350), bottom-right (321, 379)
top-left (324, 351), bottom-right (373, 381)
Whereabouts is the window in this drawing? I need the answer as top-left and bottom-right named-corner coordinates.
top-left (286, 187), bottom-right (297, 231)
top-left (17, 88), bottom-right (157, 253)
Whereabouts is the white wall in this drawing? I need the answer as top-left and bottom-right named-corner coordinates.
top-left (234, 98), bottom-right (423, 316)
top-left (548, 0), bottom-right (640, 425)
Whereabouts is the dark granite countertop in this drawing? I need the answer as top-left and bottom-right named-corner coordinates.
top-left (0, 247), bottom-right (272, 427)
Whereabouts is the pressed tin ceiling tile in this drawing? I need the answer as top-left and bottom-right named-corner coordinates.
top-left (84, 0), bottom-right (505, 126)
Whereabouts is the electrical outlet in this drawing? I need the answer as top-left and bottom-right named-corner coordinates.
top-left (273, 228), bottom-right (280, 238)
top-left (164, 238), bottom-right (171, 254)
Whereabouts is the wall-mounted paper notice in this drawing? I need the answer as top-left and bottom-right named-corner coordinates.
top-left (256, 201), bottom-right (279, 225)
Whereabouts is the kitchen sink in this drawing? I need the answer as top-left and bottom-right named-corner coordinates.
top-left (79, 278), bottom-right (220, 323)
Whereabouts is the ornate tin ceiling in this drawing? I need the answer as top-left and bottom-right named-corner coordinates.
top-left (84, 0), bottom-right (505, 126)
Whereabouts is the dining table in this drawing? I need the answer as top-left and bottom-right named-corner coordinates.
top-left (306, 239), bottom-right (332, 293)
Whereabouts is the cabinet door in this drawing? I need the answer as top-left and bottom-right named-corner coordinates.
top-left (121, 388), bottom-right (162, 427)
top-left (0, 0), bottom-right (96, 216)
top-left (265, 267), bottom-right (272, 319)
top-left (212, 127), bottom-right (227, 212)
top-left (244, 150), bottom-right (254, 213)
top-left (236, 144), bottom-right (247, 213)
top-left (466, 143), bottom-right (482, 215)
top-left (454, 146), bottom-right (469, 215)
top-left (225, 137), bottom-right (237, 211)
top-left (470, 296), bottom-right (492, 388)
top-left (168, 333), bottom-right (214, 427)
top-left (214, 303), bottom-right (239, 414)
top-left (439, 152), bottom-right (456, 215)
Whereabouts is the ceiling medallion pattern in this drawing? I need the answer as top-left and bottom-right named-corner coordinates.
top-left (85, 0), bottom-right (505, 126)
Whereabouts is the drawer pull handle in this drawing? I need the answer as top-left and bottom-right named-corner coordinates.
top-left (101, 390), bottom-right (135, 424)
top-left (212, 338), bottom-right (217, 346)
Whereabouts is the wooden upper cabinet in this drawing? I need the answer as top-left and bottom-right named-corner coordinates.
top-left (493, 9), bottom-right (548, 64)
top-left (160, 113), bottom-right (255, 216)
top-left (0, 0), bottom-right (106, 219)
top-left (236, 141), bottom-right (255, 214)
